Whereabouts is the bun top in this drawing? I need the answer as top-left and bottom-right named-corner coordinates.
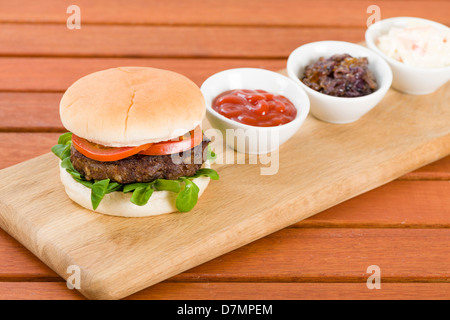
top-left (60, 67), bottom-right (205, 147)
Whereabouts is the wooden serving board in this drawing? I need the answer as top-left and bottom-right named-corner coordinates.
top-left (0, 74), bottom-right (449, 299)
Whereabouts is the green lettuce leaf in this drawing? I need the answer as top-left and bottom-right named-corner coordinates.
top-left (130, 185), bottom-right (154, 206)
top-left (91, 179), bottom-right (110, 210)
top-left (123, 183), bottom-right (149, 193)
top-left (192, 168), bottom-right (220, 180)
top-left (57, 132), bottom-right (73, 145)
top-left (153, 179), bottom-right (181, 193)
top-left (52, 132), bottom-right (73, 160)
top-left (176, 178), bottom-right (199, 212)
top-left (206, 145), bottom-right (217, 161)
top-left (52, 143), bottom-right (71, 160)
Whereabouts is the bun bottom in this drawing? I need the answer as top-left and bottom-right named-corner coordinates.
top-left (59, 161), bottom-right (211, 217)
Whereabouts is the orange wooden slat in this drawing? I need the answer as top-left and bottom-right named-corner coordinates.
top-left (127, 282), bottom-right (450, 300)
top-left (171, 228), bottom-right (450, 282)
top-left (0, 282), bottom-right (449, 300)
top-left (0, 282), bottom-right (84, 300)
top-left (401, 157), bottom-right (450, 180)
top-left (0, 57), bottom-right (285, 91)
top-left (0, 133), bottom-right (60, 169)
top-left (0, 93), bottom-right (63, 132)
top-left (1, 228), bottom-right (449, 281)
top-left (297, 180), bottom-right (450, 228)
top-left (0, 24), bottom-right (364, 58)
top-left (0, 1), bottom-right (448, 27)
top-left (0, 226), bottom-right (57, 279)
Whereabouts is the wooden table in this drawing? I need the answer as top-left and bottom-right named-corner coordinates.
top-left (0, 0), bottom-right (449, 300)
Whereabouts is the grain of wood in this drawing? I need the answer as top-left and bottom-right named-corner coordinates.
top-left (0, 93), bottom-right (63, 132)
top-left (0, 1), bottom-right (447, 27)
top-left (127, 282), bottom-right (450, 300)
top-left (171, 228), bottom-right (450, 282)
top-left (0, 24), bottom-right (364, 58)
top-left (0, 133), bottom-right (60, 169)
top-left (0, 81), bottom-right (448, 299)
top-left (0, 227), bottom-right (58, 278)
top-left (0, 282), bottom-right (84, 300)
top-left (1, 228), bottom-right (449, 282)
top-left (0, 282), bottom-right (449, 300)
top-left (401, 157), bottom-right (450, 180)
top-left (0, 57), bottom-right (285, 92)
top-left (295, 181), bottom-right (450, 228)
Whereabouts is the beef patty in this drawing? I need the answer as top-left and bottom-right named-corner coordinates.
top-left (70, 138), bottom-right (210, 184)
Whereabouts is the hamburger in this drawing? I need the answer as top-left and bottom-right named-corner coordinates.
top-left (52, 67), bottom-right (218, 217)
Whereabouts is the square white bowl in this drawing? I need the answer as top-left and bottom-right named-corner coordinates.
top-left (200, 68), bottom-right (310, 154)
top-left (287, 41), bottom-right (392, 124)
top-left (365, 17), bottom-right (450, 95)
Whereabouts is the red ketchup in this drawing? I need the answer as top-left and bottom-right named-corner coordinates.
top-left (212, 89), bottom-right (297, 127)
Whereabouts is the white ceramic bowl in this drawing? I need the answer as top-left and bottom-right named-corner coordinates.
top-left (287, 41), bottom-right (392, 124)
top-left (365, 17), bottom-right (450, 95)
top-left (200, 68), bottom-right (310, 154)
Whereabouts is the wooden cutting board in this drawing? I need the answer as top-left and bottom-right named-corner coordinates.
top-left (0, 74), bottom-right (448, 299)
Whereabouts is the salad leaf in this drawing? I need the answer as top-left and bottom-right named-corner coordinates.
top-left (60, 156), bottom-right (74, 170)
top-left (52, 143), bottom-right (71, 160)
top-left (192, 168), bottom-right (220, 180)
top-left (67, 168), bottom-right (82, 179)
top-left (106, 182), bottom-right (122, 194)
top-left (130, 185), bottom-right (154, 206)
top-left (91, 179), bottom-right (110, 210)
top-left (74, 177), bottom-right (94, 189)
top-left (57, 132), bottom-right (73, 145)
top-left (60, 152), bottom-right (83, 179)
top-left (123, 183), bottom-right (149, 193)
top-left (176, 178), bottom-right (199, 212)
top-left (52, 132), bottom-right (73, 160)
top-left (153, 179), bottom-right (181, 193)
top-left (206, 145), bottom-right (217, 161)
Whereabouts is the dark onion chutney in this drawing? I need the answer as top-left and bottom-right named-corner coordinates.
top-left (301, 54), bottom-right (378, 97)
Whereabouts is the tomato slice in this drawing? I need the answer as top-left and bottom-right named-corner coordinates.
top-left (71, 126), bottom-right (202, 161)
top-left (139, 126), bottom-right (203, 156)
top-left (72, 135), bottom-right (152, 162)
